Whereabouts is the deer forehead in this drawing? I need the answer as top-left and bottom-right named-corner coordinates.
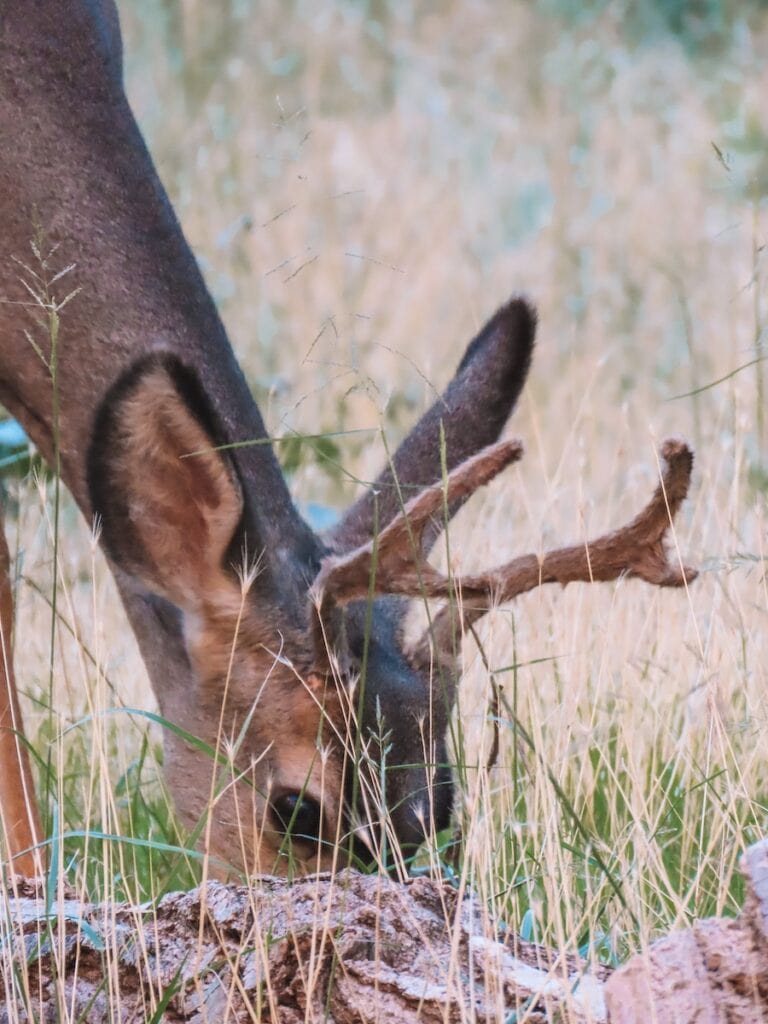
top-left (186, 612), bottom-right (341, 744)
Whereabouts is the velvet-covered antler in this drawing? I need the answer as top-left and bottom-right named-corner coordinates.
top-left (311, 437), bottom-right (696, 666)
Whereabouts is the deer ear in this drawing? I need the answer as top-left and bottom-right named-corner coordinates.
top-left (87, 355), bottom-right (244, 612)
top-left (329, 296), bottom-right (536, 553)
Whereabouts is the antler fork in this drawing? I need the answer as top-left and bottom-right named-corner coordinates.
top-left (312, 437), bottom-right (696, 665)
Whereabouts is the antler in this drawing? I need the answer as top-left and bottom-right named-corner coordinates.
top-left (311, 437), bottom-right (697, 666)
top-left (424, 436), bottom-right (697, 652)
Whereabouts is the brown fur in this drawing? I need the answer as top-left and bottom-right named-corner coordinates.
top-left (0, 515), bottom-right (42, 876)
top-left (186, 600), bottom-right (346, 860)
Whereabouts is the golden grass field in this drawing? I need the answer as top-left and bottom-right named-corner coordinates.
top-left (4, 0), bottom-right (768, 1016)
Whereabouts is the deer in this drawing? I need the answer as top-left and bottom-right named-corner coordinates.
top-left (0, 0), bottom-right (697, 880)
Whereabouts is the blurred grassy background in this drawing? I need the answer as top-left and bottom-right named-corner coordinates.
top-left (6, 0), bottom-right (768, 973)
top-left (121, 0), bottom-right (768, 496)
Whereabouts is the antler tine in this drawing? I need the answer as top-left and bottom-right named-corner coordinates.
top-left (309, 438), bottom-right (524, 666)
top-left (620, 437), bottom-right (693, 548)
top-left (420, 438), bottom-right (697, 655)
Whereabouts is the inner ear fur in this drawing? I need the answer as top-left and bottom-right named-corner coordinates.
top-left (88, 354), bottom-right (244, 611)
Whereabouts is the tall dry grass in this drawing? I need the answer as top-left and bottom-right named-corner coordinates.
top-left (3, 0), bottom-right (768, 1018)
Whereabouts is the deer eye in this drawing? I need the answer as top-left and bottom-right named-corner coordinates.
top-left (271, 793), bottom-right (323, 844)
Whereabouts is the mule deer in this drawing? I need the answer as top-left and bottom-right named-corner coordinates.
top-left (0, 1), bottom-right (697, 877)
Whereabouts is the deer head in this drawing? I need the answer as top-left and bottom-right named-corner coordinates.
top-left (86, 298), bottom-right (696, 875)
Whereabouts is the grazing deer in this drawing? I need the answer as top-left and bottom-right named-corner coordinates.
top-left (0, 0), bottom-right (697, 878)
